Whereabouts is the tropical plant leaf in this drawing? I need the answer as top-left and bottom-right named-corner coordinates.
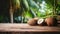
top-left (22, 0), bottom-right (29, 10)
top-left (28, 0), bottom-right (39, 9)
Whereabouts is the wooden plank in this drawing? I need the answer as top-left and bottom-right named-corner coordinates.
top-left (0, 23), bottom-right (60, 32)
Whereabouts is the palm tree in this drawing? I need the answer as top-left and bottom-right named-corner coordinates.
top-left (9, 0), bottom-right (20, 23)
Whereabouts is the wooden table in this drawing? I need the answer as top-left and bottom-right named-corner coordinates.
top-left (0, 23), bottom-right (60, 34)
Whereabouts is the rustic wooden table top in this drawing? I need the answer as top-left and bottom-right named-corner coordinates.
top-left (0, 23), bottom-right (60, 32)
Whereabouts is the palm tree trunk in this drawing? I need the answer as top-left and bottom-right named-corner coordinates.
top-left (10, 0), bottom-right (13, 23)
top-left (53, 0), bottom-right (57, 15)
top-left (10, 6), bottom-right (13, 23)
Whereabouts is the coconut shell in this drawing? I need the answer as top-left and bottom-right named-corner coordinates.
top-left (45, 17), bottom-right (57, 26)
top-left (37, 18), bottom-right (47, 26)
top-left (27, 18), bottom-right (38, 26)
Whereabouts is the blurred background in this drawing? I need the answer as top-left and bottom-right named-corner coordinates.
top-left (0, 0), bottom-right (60, 23)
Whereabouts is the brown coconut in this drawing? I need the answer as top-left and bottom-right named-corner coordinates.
top-left (27, 18), bottom-right (39, 26)
top-left (45, 17), bottom-right (57, 26)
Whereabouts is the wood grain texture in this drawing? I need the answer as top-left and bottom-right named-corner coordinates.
top-left (0, 23), bottom-right (60, 32)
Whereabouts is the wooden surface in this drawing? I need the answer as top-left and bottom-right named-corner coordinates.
top-left (0, 23), bottom-right (60, 32)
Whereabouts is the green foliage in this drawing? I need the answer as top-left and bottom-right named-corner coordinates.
top-left (12, 0), bottom-right (20, 9)
top-left (56, 0), bottom-right (60, 15)
top-left (22, 0), bottom-right (29, 10)
top-left (28, 0), bottom-right (39, 9)
top-left (57, 0), bottom-right (60, 5)
top-left (45, 0), bottom-right (54, 6)
top-left (22, 0), bottom-right (54, 19)
top-left (23, 11), bottom-right (33, 18)
top-left (1, 0), bottom-right (59, 23)
top-left (0, 16), bottom-right (3, 22)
